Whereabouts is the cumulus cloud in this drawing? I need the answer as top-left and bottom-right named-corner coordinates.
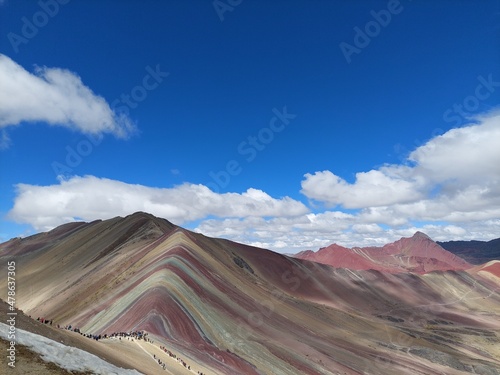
top-left (195, 211), bottom-right (379, 251)
top-left (409, 112), bottom-right (500, 184)
top-left (5, 108), bottom-right (500, 253)
top-left (211, 110), bottom-right (495, 252)
top-left (301, 111), bottom-right (500, 220)
top-left (194, 213), bottom-right (499, 252)
top-left (195, 216), bottom-right (336, 251)
top-left (8, 175), bottom-right (309, 231)
top-left (301, 168), bottom-right (424, 208)
top-left (0, 54), bottom-right (135, 139)
top-left (7, 172), bottom-right (499, 253)
top-left (0, 129), bottom-right (10, 150)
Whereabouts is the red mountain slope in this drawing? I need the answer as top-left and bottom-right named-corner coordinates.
top-left (295, 232), bottom-right (472, 274)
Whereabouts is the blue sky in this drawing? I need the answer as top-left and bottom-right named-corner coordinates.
top-left (1, 0), bottom-right (499, 252)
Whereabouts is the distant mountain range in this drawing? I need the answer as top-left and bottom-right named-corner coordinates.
top-left (295, 231), bottom-right (473, 274)
top-left (1, 212), bottom-right (499, 374)
top-left (438, 238), bottom-right (500, 265)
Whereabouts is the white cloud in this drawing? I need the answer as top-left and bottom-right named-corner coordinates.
top-left (5, 109), bottom-right (500, 254)
top-left (0, 54), bottom-right (135, 139)
top-left (194, 213), bottom-right (498, 252)
top-left (7, 173), bottom-right (500, 253)
top-left (193, 111), bottom-right (499, 253)
top-left (351, 223), bottom-right (382, 234)
top-left (301, 168), bottom-right (423, 208)
top-left (8, 175), bottom-right (309, 231)
top-left (301, 111), bottom-right (500, 223)
top-left (409, 112), bottom-right (500, 185)
top-left (195, 211), bottom-right (361, 251)
top-left (358, 184), bottom-right (500, 225)
top-left (0, 129), bottom-right (10, 150)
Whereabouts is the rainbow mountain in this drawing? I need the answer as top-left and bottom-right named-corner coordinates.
top-left (1, 212), bottom-right (499, 374)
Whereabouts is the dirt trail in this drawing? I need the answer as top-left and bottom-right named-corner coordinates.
top-left (0, 299), bottom-right (216, 374)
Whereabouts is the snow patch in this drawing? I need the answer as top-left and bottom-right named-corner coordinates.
top-left (0, 322), bottom-right (142, 374)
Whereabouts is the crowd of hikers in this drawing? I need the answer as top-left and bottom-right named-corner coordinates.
top-left (33, 315), bottom-right (208, 373)
top-left (35, 317), bottom-right (53, 325)
top-left (157, 345), bottom-right (196, 371)
top-left (106, 330), bottom-right (149, 341)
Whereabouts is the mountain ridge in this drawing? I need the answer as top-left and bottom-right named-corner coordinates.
top-left (1, 212), bottom-right (500, 374)
top-left (438, 237), bottom-right (500, 265)
top-left (295, 231), bottom-right (472, 274)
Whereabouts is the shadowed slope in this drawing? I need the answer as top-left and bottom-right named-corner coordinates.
top-left (1, 213), bottom-right (500, 374)
top-left (438, 238), bottom-right (500, 265)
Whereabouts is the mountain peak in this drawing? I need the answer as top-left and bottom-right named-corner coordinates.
top-left (295, 232), bottom-right (471, 274)
top-left (125, 211), bottom-right (159, 221)
top-left (412, 231), bottom-right (432, 240)
top-left (123, 211), bottom-right (177, 232)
